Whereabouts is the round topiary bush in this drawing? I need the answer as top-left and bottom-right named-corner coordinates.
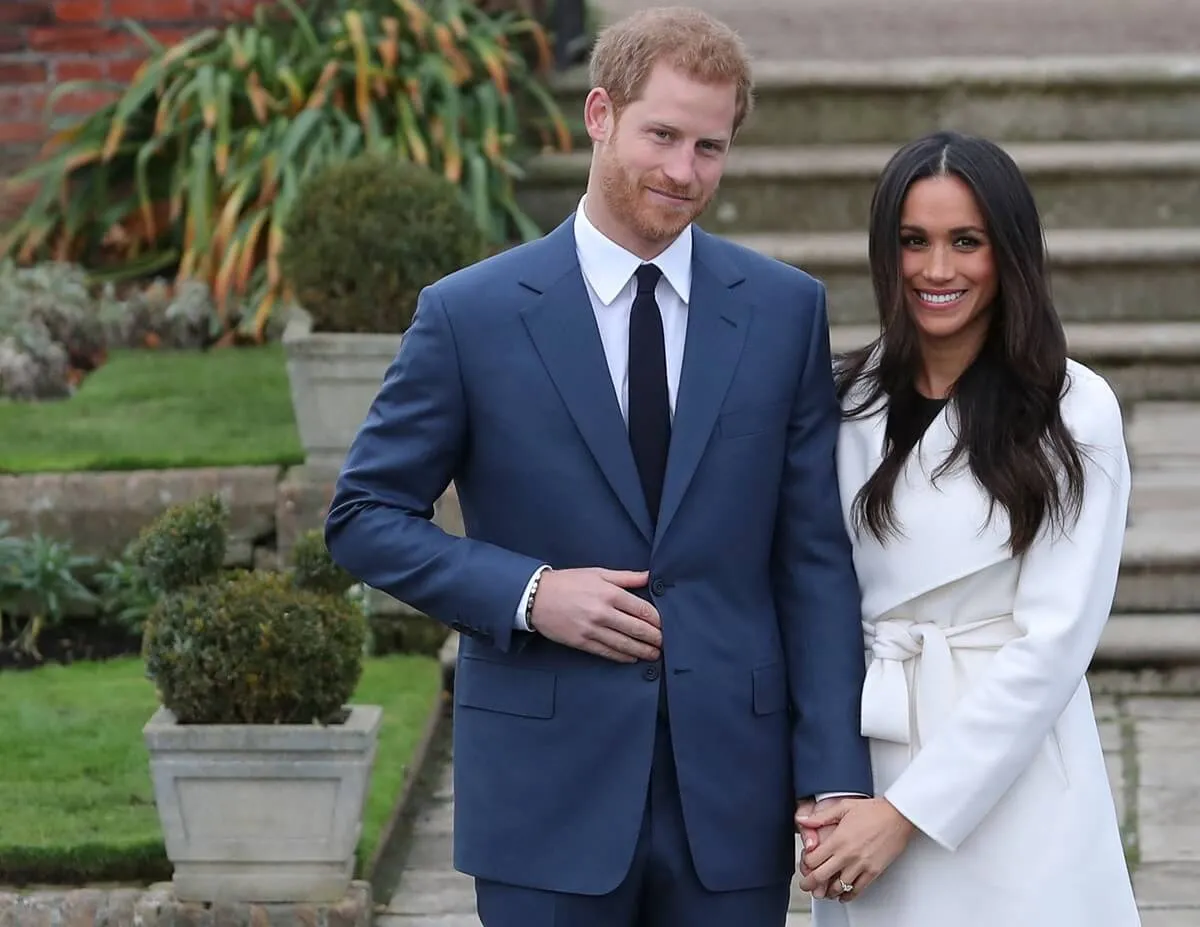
top-left (142, 570), bottom-right (368, 725)
top-left (279, 153), bottom-right (487, 335)
top-left (291, 528), bottom-right (356, 596)
top-left (127, 493), bottom-right (228, 595)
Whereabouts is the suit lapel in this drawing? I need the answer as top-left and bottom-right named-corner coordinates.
top-left (518, 218), bottom-right (654, 543)
top-left (654, 230), bottom-right (750, 547)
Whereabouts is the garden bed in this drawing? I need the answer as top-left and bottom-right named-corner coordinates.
top-left (0, 617), bottom-right (141, 671)
top-left (0, 653), bottom-right (442, 885)
top-left (0, 345), bottom-right (301, 474)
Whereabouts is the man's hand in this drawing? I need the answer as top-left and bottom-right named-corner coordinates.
top-left (795, 799), bottom-right (820, 855)
top-left (529, 568), bottom-right (662, 663)
top-left (796, 796), bottom-right (859, 897)
top-left (796, 797), bottom-right (915, 901)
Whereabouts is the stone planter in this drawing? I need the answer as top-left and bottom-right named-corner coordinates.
top-left (281, 309), bottom-right (402, 477)
top-left (143, 704), bottom-right (383, 904)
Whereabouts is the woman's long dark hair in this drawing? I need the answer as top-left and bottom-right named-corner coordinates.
top-left (836, 131), bottom-right (1085, 556)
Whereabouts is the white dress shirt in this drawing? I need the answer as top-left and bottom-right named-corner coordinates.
top-left (575, 195), bottom-right (693, 423)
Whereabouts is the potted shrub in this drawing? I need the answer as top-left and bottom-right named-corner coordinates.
top-left (138, 495), bottom-right (376, 903)
top-left (278, 152), bottom-right (486, 477)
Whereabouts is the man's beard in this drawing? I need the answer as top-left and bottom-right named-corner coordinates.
top-left (597, 146), bottom-right (712, 245)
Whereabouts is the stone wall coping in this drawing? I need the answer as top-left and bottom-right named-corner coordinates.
top-left (0, 880), bottom-right (373, 927)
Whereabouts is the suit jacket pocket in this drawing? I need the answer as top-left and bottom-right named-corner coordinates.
top-left (716, 401), bottom-right (790, 440)
top-left (752, 662), bottom-right (788, 716)
top-left (456, 657), bottom-right (556, 719)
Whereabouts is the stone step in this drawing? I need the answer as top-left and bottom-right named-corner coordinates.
top-left (550, 54), bottom-right (1200, 147)
top-left (727, 228), bottom-right (1200, 324)
top-left (1117, 520), bottom-right (1200, 613)
top-left (1131, 470), bottom-right (1200, 522)
top-left (1130, 401), bottom-right (1200, 471)
top-left (831, 321), bottom-right (1200, 404)
top-left (831, 321), bottom-right (1200, 360)
top-left (1098, 614), bottom-right (1200, 664)
top-left (521, 141), bottom-right (1200, 234)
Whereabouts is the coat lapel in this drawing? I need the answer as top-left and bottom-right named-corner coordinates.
top-left (518, 218), bottom-right (654, 543)
top-left (840, 386), bottom-right (1012, 620)
top-left (654, 230), bottom-right (749, 548)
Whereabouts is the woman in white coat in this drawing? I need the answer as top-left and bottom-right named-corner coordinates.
top-left (796, 131), bottom-right (1141, 926)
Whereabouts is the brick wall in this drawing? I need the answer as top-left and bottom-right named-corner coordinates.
top-left (0, 0), bottom-right (260, 222)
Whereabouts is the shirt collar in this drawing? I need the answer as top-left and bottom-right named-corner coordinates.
top-left (573, 195), bottom-right (693, 306)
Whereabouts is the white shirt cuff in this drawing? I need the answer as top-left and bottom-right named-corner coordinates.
top-left (514, 565), bottom-right (551, 630)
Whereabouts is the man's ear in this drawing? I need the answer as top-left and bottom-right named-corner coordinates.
top-left (583, 88), bottom-right (616, 143)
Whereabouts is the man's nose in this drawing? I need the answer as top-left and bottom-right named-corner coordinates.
top-left (661, 147), bottom-right (697, 187)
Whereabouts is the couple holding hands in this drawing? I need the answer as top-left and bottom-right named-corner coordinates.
top-left (325, 6), bottom-right (1141, 925)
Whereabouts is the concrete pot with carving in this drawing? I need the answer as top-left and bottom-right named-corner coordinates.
top-left (143, 704), bottom-right (382, 903)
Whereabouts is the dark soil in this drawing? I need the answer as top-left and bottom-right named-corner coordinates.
top-left (0, 617), bottom-right (142, 671)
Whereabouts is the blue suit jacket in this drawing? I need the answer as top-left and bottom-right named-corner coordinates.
top-left (325, 216), bottom-right (872, 895)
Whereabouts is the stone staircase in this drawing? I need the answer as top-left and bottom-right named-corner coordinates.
top-left (518, 53), bottom-right (1200, 662)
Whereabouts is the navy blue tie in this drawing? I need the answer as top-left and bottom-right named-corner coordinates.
top-left (628, 263), bottom-right (670, 524)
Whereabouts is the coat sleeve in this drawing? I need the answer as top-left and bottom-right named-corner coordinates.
top-left (883, 372), bottom-right (1131, 850)
top-left (324, 284), bottom-right (544, 654)
top-left (772, 279), bottom-right (874, 800)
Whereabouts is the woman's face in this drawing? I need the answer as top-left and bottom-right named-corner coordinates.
top-left (898, 175), bottom-right (998, 352)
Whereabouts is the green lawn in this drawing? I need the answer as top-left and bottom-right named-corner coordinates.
top-left (0, 345), bottom-right (303, 473)
top-left (0, 654), bottom-right (443, 884)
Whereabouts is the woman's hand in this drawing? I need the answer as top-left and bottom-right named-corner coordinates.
top-left (796, 797), bottom-right (916, 901)
top-left (795, 797), bottom-right (848, 897)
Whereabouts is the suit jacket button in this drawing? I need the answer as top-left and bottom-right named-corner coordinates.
top-left (650, 579), bottom-right (666, 596)
top-left (643, 665), bottom-right (660, 681)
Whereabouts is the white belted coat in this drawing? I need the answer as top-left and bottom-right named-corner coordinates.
top-left (814, 358), bottom-right (1140, 926)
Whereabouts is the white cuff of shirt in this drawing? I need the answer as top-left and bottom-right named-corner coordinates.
top-left (813, 792), bottom-right (868, 802)
top-left (514, 565), bottom-right (551, 630)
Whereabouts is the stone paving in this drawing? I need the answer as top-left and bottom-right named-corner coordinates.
top-left (377, 696), bottom-right (1200, 926)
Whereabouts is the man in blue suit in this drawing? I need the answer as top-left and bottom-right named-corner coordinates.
top-left (325, 6), bottom-right (872, 924)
